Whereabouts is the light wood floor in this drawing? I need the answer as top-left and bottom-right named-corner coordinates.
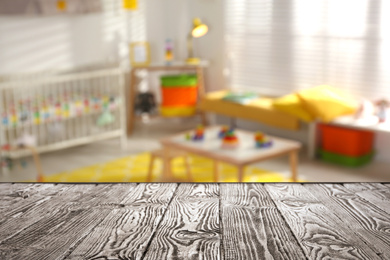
top-left (1, 117), bottom-right (390, 182)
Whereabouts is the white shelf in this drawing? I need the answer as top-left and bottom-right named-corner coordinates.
top-left (330, 115), bottom-right (390, 133)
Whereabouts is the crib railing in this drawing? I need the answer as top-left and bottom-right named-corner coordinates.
top-left (0, 67), bottom-right (127, 160)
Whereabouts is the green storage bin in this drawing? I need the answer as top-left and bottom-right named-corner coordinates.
top-left (161, 74), bottom-right (198, 87)
top-left (320, 150), bottom-right (374, 167)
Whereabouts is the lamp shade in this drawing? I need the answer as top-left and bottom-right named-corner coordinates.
top-left (191, 18), bottom-right (208, 38)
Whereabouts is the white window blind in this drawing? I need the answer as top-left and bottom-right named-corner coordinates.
top-left (225, 0), bottom-right (390, 99)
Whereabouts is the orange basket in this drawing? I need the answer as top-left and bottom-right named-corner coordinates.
top-left (161, 86), bottom-right (198, 106)
top-left (320, 124), bottom-right (374, 157)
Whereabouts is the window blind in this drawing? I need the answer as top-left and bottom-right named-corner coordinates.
top-left (224, 0), bottom-right (390, 100)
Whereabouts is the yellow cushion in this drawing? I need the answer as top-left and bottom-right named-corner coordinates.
top-left (273, 93), bottom-right (314, 122)
top-left (297, 85), bottom-right (357, 122)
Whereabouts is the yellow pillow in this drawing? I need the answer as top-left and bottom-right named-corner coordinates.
top-left (273, 94), bottom-right (314, 122)
top-left (297, 85), bottom-right (357, 122)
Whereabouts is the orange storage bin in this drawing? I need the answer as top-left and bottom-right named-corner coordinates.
top-left (161, 86), bottom-right (198, 106)
top-left (320, 124), bottom-right (374, 156)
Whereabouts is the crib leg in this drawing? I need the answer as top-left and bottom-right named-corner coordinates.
top-left (120, 131), bottom-right (128, 150)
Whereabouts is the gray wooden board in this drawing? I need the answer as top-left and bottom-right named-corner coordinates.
top-left (0, 184), bottom-right (96, 242)
top-left (305, 184), bottom-right (390, 259)
top-left (220, 183), bottom-right (306, 260)
top-left (0, 183), bottom-right (35, 196)
top-left (0, 183), bottom-right (389, 259)
top-left (143, 183), bottom-right (221, 260)
top-left (0, 183), bottom-right (137, 259)
top-left (65, 183), bottom-right (177, 260)
top-left (0, 183), bottom-right (59, 215)
top-left (265, 184), bottom-right (383, 259)
top-left (343, 183), bottom-right (389, 192)
top-left (344, 183), bottom-right (390, 215)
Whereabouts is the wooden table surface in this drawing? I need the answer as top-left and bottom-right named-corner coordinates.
top-left (160, 126), bottom-right (301, 182)
top-left (0, 182), bottom-right (389, 259)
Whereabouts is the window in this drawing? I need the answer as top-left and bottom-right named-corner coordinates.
top-left (225, 0), bottom-right (390, 99)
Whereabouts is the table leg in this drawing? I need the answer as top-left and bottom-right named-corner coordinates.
top-left (196, 66), bottom-right (209, 126)
top-left (237, 165), bottom-right (244, 183)
top-left (289, 150), bottom-right (298, 182)
top-left (146, 154), bottom-right (155, 182)
top-left (127, 68), bottom-right (137, 136)
top-left (184, 154), bottom-right (193, 182)
top-left (213, 160), bottom-right (219, 182)
top-left (160, 147), bottom-right (172, 182)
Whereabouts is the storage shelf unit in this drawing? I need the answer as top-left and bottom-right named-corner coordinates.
top-left (127, 61), bottom-right (209, 136)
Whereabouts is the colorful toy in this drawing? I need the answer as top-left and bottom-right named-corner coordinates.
top-left (218, 125), bottom-right (229, 139)
top-left (255, 131), bottom-right (272, 148)
top-left (0, 93), bottom-right (121, 127)
top-left (221, 129), bottom-right (239, 149)
top-left (375, 99), bottom-right (390, 123)
top-left (165, 38), bottom-right (174, 65)
top-left (185, 132), bottom-right (191, 140)
top-left (2, 112), bottom-right (9, 126)
top-left (192, 124), bottom-right (205, 141)
top-left (97, 110), bottom-right (115, 126)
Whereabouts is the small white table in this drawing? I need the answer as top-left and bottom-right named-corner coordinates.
top-left (160, 126), bottom-right (302, 182)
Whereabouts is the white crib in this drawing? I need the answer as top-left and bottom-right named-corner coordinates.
top-left (0, 66), bottom-right (127, 164)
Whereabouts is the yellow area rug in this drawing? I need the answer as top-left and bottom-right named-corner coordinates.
top-left (41, 152), bottom-right (298, 182)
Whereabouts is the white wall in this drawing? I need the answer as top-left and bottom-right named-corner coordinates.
top-left (145, 0), bottom-right (225, 92)
top-left (0, 15), bottom-right (104, 74)
top-left (0, 0), bottom-right (142, 75)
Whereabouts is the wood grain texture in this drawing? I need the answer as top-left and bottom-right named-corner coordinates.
top-left (220, 183), bottom-right (306, 260)
top-left (65, 183), bottom-right (177, 260)
top-left (0, 183), bottom-right (389, 260)
top-left (265, 184), bottom-right (382, 260)
top-left (0, 183), bottom-right (137, 260)
top-left (344, 183), bottom-right (390, 215)
top-left (343, 183), bottom-right (389, 192)
top-left (143, 183), bottom-right (221, 260)
top-left (305, 184), bottom-right (390, 259)
top-left (0, 184), bottom-right (74, 242)
top-left (0, 183), bottom-right (58, 215)
top-left (0, 183), bottom-right (35, 196)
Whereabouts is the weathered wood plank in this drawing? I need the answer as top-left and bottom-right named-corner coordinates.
top-left (0, 183), bottom-right (59, 215)
top-left (220, 183), bottom-right (306, 260)
top-left (344, 183), bottom-right (390, 215)
top-left (305, 184), bottom-right (390, 259)
top-left (344, 183), bottom-right (390, 214)
top-left (0, 183), bottom-right (137, 259)
top-left (143, 183), bottom-right (221, 260)
top-left (265, 184), bottom-right (382, 260)
top-left (0, 184), bottom-right (94, 242)
top-left (65, 183), bottom-right (177, 260)
top-left (0, 183), bottom-right (35, 196)
top-left (343, 183), bottom-right (389, 192)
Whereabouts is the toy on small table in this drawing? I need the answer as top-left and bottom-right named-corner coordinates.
top-left (255, 131), bottom-right (272, 148)
top-left (192, 124), bottom-right (205, 141)
top-left (218, 125), bottom-right (229, 139)
top-left (221, 129), bottom-right (239, 149)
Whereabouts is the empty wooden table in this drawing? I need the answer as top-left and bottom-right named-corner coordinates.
top-left (0, 182), bottom-right (389, 259)
top-left (160, 126), bottom-right (301, 182)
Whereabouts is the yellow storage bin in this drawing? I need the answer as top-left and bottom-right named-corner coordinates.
top-left (160, 106), bottom-right (197, 117)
